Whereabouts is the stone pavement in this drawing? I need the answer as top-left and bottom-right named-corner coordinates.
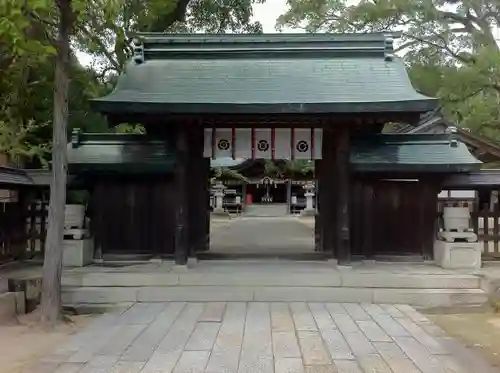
top-left (210, 216), bottom-right (315, 255)
top-left (31, 302), bottom-right (491, 373)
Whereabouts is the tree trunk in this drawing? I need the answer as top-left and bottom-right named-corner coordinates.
top-left (40, 0), bottom-right (73, 326)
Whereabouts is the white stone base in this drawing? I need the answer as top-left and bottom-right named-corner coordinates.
top-left (433, 240), bottom-right (481, 270)
top-left (63, 239), bottom-right (94, 267)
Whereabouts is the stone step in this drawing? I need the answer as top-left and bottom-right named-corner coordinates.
top-left (62, 272), bottom-right (482, 289)
top-left (62, 286), bottom-right (488, 308)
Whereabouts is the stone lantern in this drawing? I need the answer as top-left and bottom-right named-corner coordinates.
top-left (212, 181), bottom-right (228, 216)
top-left (301, 181), bottom-right (316, 216)
top-left (434, 204), bottom-right (480, 270)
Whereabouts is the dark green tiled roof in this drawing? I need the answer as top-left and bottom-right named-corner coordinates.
top-left (351, 134), bottom-right (481, 172)
top-left (92, 33), bottom-right (437, 115)
top-left (67, 132), bottom-right (480, 174)
top-left (67, 133), bottom-right (174, 173)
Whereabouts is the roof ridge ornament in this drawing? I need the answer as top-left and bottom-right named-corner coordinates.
top-left (384, 35), bottom-right (394, 61)
top-left (133, 38), bottom-right (145, 64)
top-left (446, 126), bottom-right (459, 148)
top-left (71, 128), bottom-right (82, 148)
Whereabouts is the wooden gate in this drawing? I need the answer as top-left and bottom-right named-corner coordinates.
top-left (351, 179), bottom-right (437, 258)
top-left (91, 176), bottom-right (176, 256)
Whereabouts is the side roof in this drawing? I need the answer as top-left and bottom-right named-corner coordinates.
top-left (67, 132), bottom-right (480, 174)
top-left (398, 111), bottom-right (500, 164)
top-left (92, 33), bottom-right (436, 117)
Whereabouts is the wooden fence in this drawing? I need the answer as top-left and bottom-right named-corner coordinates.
top-left (0, 192), bottom-right (48, 264)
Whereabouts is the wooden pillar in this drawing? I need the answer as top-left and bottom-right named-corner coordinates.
top-left (242, 182), bottom-right (247, 212)
top-left (204, 158), bottom-right (211, 251)
top-left (319, 129), bottom-right (336, 256)
top-left (314, 160), bottom-right (321, 252)
top-left (174, 126), bottom-right (189, 265)
top-left (286, 179), bottom-right (292, 214)
top-left (187, 126), bottom-right (205, 257)
top-left (334, 127), bottom-right (351, 264)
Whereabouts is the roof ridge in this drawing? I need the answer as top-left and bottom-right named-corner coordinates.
top-left (130, 33), bottom-right (400, 63)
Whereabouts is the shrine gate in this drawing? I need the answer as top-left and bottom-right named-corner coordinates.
top-left (70, 33), bottom-right (480, 265)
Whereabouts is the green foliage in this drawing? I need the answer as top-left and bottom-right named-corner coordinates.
top-left (75, 0), bottom-right (265, 76)
top-left (114, 123), bottom-right (146, 134)
top-left (212, 167), bottom-right (250, 183)
top-left (278, 0), bottom-right (500, 140)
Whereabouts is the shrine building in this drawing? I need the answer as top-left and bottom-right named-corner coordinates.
top-left (67, 33), bottom-right (480, 264)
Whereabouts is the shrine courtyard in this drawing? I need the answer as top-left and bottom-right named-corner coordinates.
top-left (30, 301), bottom-right (500, 373)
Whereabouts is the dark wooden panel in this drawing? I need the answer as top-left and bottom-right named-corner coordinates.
top-left (351, 178), bottom-right (437, 257)
top-left (92, 175), bottom-right (175, 256)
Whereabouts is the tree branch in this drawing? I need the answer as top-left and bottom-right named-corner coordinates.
top-left (77, 24), bottom-right (121, 72)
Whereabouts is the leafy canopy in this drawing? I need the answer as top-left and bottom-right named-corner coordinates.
top-left (278, 0), bottom-right (500, 140)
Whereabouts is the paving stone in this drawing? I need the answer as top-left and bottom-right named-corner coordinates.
top-left (53, 362), bottom-right (86, 373)
top-left (363, 311), bottom-right (410, 338)
top-left (341, 303), bottom-right (371, 321)
top-left (271, 302), bottom-right (295, 331)
top-left (205, 303), bottom-right (246, 373)
top-left (319, 329), bottom-right (355, 360)
top-left (126, 302), bottom-right (167, 325)
top-left (357, 355), bottom-right (393, 373)
top-left (309, 303), bottom-right (337, 330)
top-left (110, 361), bottom-right (145, 373)
top-left (34, 301), bottom-right (485, 373)
top-left (79, 355), bottom-right (118, 373)
top-left (291, 302), bottom-right (318, 331)
top-left (185, 322), bottom-right (221, 351)
top-left (342, 330), bottom-right (376, 357)
top-left (325, 303), bottom-right (347, 315)
top-left (298, 331), bottom-right (332, 366)
top-left (273, 331), bottom-right (302, 358)
top-left (328, 313), bottom-right (359, 334)
top-left (24, 362), bottom-right (62, 373)
top-left (142, 303), bottom-right (204, 372)
top-left (172, 351), bottom-right (210, 373)
top-left (95, 324), bottom-right (146, 356)
top-left (416, 321), bottom-right (447, 337)
top-left (140, 350), bottom-right (184, 373)
top-left (396, 317), bottom-right (449, 355)
top-left (199, 302), bottom-right (226, 322)
top-left (379, 304), bottom-right (405, 318)
top-left (304, 366), bottom-right (338, 373)
top-left (394, 336), bottom-right (458, 373)
top-left (238, 303), bottom-right (274, 373)
top-left (275, 358), bottom-right (306, 373)
top-left (332, 360), bottom-right (363, 373)
top-left (67, 325), bottom-right (123, 363)
top-left (355, 320), bottom-right (392, 342)
top-left (373, 342), bottom-right (421, 373)
top-left (121, 302), bottom-right (185, 362)
top-left (395, 304), bottom-right (430, 323)
top-left (360, 303), bottom-right (386, 316)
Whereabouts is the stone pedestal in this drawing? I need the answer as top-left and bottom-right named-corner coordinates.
top-left (63, 239), bottom-right (94, 267)
top-left (433, 240), bottom-right (481, 270)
